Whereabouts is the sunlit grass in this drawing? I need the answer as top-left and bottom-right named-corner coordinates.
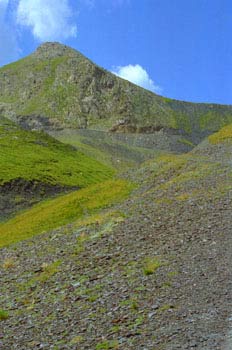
top-left (208, 124), bottom-right (232, 144)
top-left (0, 179), bottom-right (134, 247)
top-left (0, 117), bottom-right (114, 188)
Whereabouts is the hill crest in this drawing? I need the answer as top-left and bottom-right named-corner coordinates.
top-left (1, 42), bottom-right (232, 142)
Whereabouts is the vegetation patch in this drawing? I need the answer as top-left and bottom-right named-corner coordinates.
top-left (175, 193), bottom-right (191, 201)
top-left (35, 261), bottom-right (61, 283)
top-left (157, 304), bottom-right (174, 313)
top-left (19, 261), bottom-right (61, 291)
top-left (155, 154), bottom-right (189, 174)
top-left (159, 162), bottom-right (218, 190)
top-left (0, 179), bottom-right (134, 247)
top-left (172, 112), bottom-right (192, 134)
top-left (96, 340), bottom-right (119, 350)
top-left (143, 257), bottom-right (163, 276)
top-left (0, 309), bottom-right (9, 321)
top-left (2, 257), bottom-right (16, 269)
top-left (69, 336), bottom-right (84, 345)
top-left (0, 117), bottom-right (114, 188)
top-left (208, 124), bottom-right (232, 144)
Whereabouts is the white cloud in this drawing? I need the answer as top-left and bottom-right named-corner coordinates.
top-left (16, 0), bottom-right (77, 41)
top-left (112, 64), bottom-right (162, 93)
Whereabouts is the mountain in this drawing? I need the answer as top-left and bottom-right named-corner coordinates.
top-left (1, 42), bottom-right (232, 142)
top-left (2, 42), bottom-right (232, 349)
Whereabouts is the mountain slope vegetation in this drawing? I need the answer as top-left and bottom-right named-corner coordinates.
top-left (0, 179), bottom-right (133, 247)
top-left (1, 43), bottom-right (232, 350)
top-left (1, 125), bottom-right (232, 349)
top-left (0, 116), bottom-right (113, 220)
top-left (0, 116), bottom-right (113, 187)
top-left (1, 42), bottom-right (232, 139)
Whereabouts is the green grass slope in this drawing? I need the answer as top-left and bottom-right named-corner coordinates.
top-left (1, 42), bottom-right (232, 137)
top-left (208, 123), bottom-right (232, 144)
top-left (1, 125), bottom-right (232, 350)
top-left (0, 116), bottom-right (113, 188)
top-left (2, 124), bottom-right (230, 248)
top-left (0, 179), bottom-right (134, 247)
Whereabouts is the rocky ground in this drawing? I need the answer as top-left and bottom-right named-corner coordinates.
top-left (1, 141), bottom-right (232, 349)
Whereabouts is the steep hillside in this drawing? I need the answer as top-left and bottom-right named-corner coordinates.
top-left (2, 42), bottom-right (232, 350)
top-left (0, 179), bottom-right (133, 247)
top-left (1, 42), bottom-right (232, 139)
top-left (0, 116), bottom-right (113, 220)
top-left (1, 126), bottom-right (232, 349)
top-left (50, 129), bottom-right (170, 170)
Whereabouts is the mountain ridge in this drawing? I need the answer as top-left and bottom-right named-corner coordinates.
top-left (1, 42), bottom-right (232, 141)
top-left (2, 42), bottom-right (232, 349)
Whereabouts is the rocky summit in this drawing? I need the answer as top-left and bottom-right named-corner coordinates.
top-left (1, 43), bottom-right (232, 350)
top-left (1, 42), bottom-right (232, 141)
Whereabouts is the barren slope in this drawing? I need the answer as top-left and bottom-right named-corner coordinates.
top-left (1, 126), bottom-right (232, 349)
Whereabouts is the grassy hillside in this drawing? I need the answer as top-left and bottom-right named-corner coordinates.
top-left (0, 179), bottom-right (134, 247)
top-left (0, 116), bottom-right (114, 220)
top-left (0, 116), bottom-right (113, 188)
top-left (2, 44), bottom-right (232, 350)
top-left (2, 123), bottom-right (231, 247)
top-left (208, 123), bottom-right (232, 144)
top-left (51, 129), bottom-right (164, 170)
top-left (1, 125), bottom-right (232, 349)
top-left (1, 42), bottom-right (232, 136)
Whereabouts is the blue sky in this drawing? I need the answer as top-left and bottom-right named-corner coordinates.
top-left (0, 0), bottom-right (232, 104)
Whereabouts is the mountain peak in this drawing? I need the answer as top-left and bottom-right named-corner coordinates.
top-left (1, 43), bottom-right (232, 137)
top-left (32, 42), bottom-right (81, 59)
